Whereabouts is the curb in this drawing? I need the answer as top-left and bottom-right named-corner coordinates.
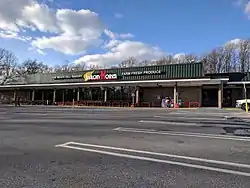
top-left (224, 108), bottom-right (241, 111)
top-left (55, 105), bottom-right (199, 110)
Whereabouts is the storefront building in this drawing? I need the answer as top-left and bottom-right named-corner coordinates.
top-left (0, 62), bottom-right (249, 108)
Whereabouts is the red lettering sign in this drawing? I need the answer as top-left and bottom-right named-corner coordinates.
top-left (100, 70), bottom-right (107, 80)
top-left (85, 70), bottom-right (117, 81)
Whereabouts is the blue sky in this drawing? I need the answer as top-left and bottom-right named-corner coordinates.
top-left (0, 0), bottom-right (249, 67)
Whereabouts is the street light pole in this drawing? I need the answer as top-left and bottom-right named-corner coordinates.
top-left (243, 83), bottom-right (248, 113)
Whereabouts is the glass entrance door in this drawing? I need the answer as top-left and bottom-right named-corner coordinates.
top-left (223, 89), bottom-right (232, 107)
top-left (202, 89), bottom-right (218, 107)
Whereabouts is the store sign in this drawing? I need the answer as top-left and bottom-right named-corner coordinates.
top-left (84, 70), bottom-right (117, 81)
top-left (53, 69), bottom-right (162, 81)
top-left (53, 74), bottom-right (82, 80)
top-left (121, 70), bottom-right (163, 76)
top-left (53, 70), bottom-right (118, 81)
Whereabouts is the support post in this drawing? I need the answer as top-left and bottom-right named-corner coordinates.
top-left (104, 88), bottom-right (108, 102)
top-left (135, 87), bottom-right (140, 104)
top-left (41, 91), bottom-right (44, 105)
top-left (41, 91), bottom-right (44, 101)
top-left (53, 89), bottom-right (56, 104)
top-left (244, 83), bottom-right (248, 113)
top-left (13, 90), bottom-right (17, 105)
top-left (218, 82), bottom-right (223, 108)
top-left (77, 88), bottom-right (80, 102)
top-left (242, 85), bottom-right (245, 99)
top-left (32, 89), bottom-right (35, 105)
top-left (62, 90), bottom-right (65, 105)
top-left (13, 90), bottom-right (16, 100)
top-left (174, 82), bottom-right (177, 107)
top-left (131, 93), bottom-right (135, 106)
top-left (89, 88), bottom-right (92, 100)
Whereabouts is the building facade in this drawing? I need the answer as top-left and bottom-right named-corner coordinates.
top-left (0, 62), bottom-right (248, 108)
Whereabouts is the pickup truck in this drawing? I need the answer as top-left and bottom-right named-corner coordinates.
top-left (235, 99), bottom-right (250, 111)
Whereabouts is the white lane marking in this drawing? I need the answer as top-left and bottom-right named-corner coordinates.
top-left (55, 142), bottom-right (73, 147)
top-left (139, 120), bottom-right (200, 126)
top-left (114, 127), bottom-right (250, 142)
top-left (113, 127), bottom-right (156, 132)
top-left (169, 112), bottom-right (187, 115)
top-left (13, 112), bottom-right (48, 116)
top-left (56, 144), bottom-right (250, 177)
top-left (139, 120), bottom-right (249, 128)
top-left (154, 116), bottom-right (225, 121)
top-left (57, 141), bottom-right (250, 169)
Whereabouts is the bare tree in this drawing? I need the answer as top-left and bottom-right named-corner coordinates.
top-left (70, 63), bottom-right (87, 71)
top-left (53, 60), bottom-right (72, 73)
top-left (20, 59), bottom-right (49, 74)
top-left (202, 47), bottom-right (225, 73)
top-left (0, 48), bottom-right (20, 85)
top-left (119, 57), bottom-right (138, 67)
top-left (221, 43), bottom-right (237, 72)
top-left (183, 54), bottom-right (199, 63)
top-left (139, 60), bottom-right (152, 66)
top-left (88, 64), bottom-right (103, 70)
top-left (172, 54), bottom-right (199, 64)
top-left (238, 39), bottom-right (250, 72)
top-left (155, 55), bottom-right (174, 65)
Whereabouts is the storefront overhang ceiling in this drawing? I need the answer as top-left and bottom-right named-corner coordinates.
top-left (0, 78), bottom-right (229, 89)
top-left (227, 81), bottom-right (250, 85)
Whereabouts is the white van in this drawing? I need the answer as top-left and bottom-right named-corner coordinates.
top-left (235, 99), bottom-right (250, 111)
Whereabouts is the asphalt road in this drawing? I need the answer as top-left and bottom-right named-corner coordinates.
top-left (0, 106), bottom-right (250, 188)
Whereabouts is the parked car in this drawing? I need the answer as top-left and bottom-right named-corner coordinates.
top-left (236, 99), bottom-right (250, 111)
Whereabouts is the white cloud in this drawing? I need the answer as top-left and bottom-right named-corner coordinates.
top-left (56, 9), bottom-right (104, 37)
top-left (244, 1), bottom-right (250, 15)
top-left (74, 40), bottom-right (164, 67)
top-left (0, 0), bottom-right (164, 65)
top-left (114, 13), bottom-right (123, 19)
top-left (0, 0), bottom-right (105, 55)
top-left (0, 30), bottom-right (32, 41)
top-left (28, 46), bottom-right (46, 55)
top-left (31, 9), bottom-right (104, 55)
top-left (237, 0), bottom-right (250, 17)
top-left (104, 40), bottom-right (121, 49)
top-left (0, 0), bottom-right (32, 32)
top-left (104, 29), bottom-right (134, 39)
top-left (31, 8), bottom-right (105, 55)
top-left (32, 35), bottom-right (102, 55)
top-left (21, 3), bottom-right (58, 33)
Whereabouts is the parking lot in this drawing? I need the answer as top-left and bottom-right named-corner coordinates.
top-left (0, 106), bottom-right (250, 187)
